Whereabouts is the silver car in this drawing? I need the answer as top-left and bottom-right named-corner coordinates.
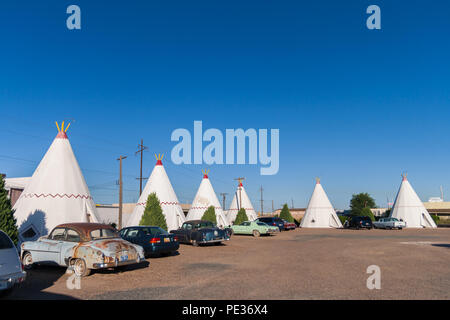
top-left (373, 218), bottom-right (406, 230)
top-left (0, 230), bottom-right (26, 295)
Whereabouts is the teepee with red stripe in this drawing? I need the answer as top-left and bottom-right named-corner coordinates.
top-left (13, 122), bottom-right (100, 243)
top-left (227, 180), bottom-right (258, 223)
top-left (186, 170), bottom-right (230, 227)
top-left (125, 154), bottom-right (185, 231)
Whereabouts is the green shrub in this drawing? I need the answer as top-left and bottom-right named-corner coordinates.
top-left (139, 193), bottom-right (168, 231)
top-left (201, 206), bottom-right (217, 224)
top-left (359, 207), bottom-right (375, 221)
top-left (279, 204), bottom-right (294, 223)
top-left (234, 208), bottom-right (248, 225)
top-left (339, 215), bottom-right (349, 225)
top-left (431, 214), bottom-right (440, 225)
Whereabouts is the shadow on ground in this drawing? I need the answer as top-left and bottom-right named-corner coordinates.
top-left (2, 265), bottom-right (78, 300)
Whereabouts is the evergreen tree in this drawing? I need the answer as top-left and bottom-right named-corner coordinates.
top-left (279, 204), bottom-right (294, 223)
top-left (139, 193), bottom-right (168, 231)
top-left (201, 206), bottom-right (217, 224)
top-left (234, 208), bottom-right (248, 225)
top-left (0, 175), bottom-right (19, 244)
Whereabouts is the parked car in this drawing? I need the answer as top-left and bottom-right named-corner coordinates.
top-left (21, 223), bottom-right (145, 277)
top-left (255, 217), bottom-right (285, 231)
top-left (230, 221), bottom-right (279, 237)
top-left (120, 226), bottom-right (179, 257)
top-left (373, 218), bottom-right (406, 230)
top-left (170, 220), bottom-right (231, 246)
top-left (0, 231), bottom-right (26, 295)
top-left (344, 216), bottom-right (373, 229)
top-left (282, 219), bottom-right (296, 230)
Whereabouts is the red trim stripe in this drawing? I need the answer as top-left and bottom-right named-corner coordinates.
top-left (21, 193), bottom-right (92, 200)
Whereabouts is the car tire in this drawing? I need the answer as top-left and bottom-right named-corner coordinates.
top-left (73, 258), bottom-right (91, 277)
top-left (252, 230), bottom-right (260, 237)
top-left (22, 252), bottom-right (34, 270)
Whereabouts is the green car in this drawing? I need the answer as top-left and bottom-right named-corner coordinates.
top-left (230, 221), bottom-right (279, 237)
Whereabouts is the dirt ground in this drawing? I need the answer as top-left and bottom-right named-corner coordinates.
top-left (5, 228), bottom-right (450, 300)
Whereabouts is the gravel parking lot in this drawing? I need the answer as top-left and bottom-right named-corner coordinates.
top-left (6, 228), bottom-right (450, 300)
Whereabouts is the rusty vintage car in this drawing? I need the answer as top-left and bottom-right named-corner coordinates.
top-left (20, 223), bottom-right (145, 277)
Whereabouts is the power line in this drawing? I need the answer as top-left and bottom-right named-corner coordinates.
top-left (135, 139), bottom-right (148, 196)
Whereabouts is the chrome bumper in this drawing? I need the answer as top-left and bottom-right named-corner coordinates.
top-left (200, 238), bottom-right (229, 244)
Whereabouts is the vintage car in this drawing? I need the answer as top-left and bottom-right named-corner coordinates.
top-left (170, 220), bottom-right (231, 246)
top-left (255, 217), bottom-right (285, 231)
top-left (0, 230), bottom-right (26, 295)
top-left (343, 216), bottom-right (373, 229)
top-left (282, 219), bottom-right (296, 230)
top-left (373, 218), bottom-right (406, 230)
top-left (21, 223), bottom-right (145, 277)
top-left (119, 226), bottom-right (179, 257)
top-left (230, 221), bottom-right (279, 237)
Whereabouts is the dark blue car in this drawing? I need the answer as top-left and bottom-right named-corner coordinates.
top-left (119, 226), bottom-right (179, 258)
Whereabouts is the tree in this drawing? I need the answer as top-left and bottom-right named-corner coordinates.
top-left (234, 208), bottom-right (248, 225)
top-left (201, 206), bottom-right (217, 224)
top-left (350, 193), bottom-right (376, 216)
top-left (139, 193), bottom-right (168, 231)
top-left (360, 207), bottom-right (375, 221)
top-left (279, 204), bottom-right (294, 223)
top-left (0, 175), bottom-right (19, 245)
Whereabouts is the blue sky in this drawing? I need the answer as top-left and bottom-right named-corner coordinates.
top-left (1, 1), bottom-right (449, 209)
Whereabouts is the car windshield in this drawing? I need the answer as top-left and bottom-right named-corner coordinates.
top-left (90, 228), bottom-right (119, 240)
top-left (140, 227), bottom-right (169, 236)
top-left (194, 221), bottom-right (215, 228)
top-left (0, 232), bottom-right (14, 249)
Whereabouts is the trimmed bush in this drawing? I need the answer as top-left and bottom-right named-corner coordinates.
top-left (0, 175), bottom-right (18, 245)
top-left (139, 193), bottom-right (168, 231)
top-left (201, 206), bottom-right (217, 224)
top-left (234, 208), bottom-right (248, 225)
top-left (279, 204), bottom-right (294, 223)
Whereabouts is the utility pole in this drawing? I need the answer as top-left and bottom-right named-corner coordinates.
top-left (234, 177), bottom-right (245, 209)
top-left (259, 186), bottom-right (264, 216)
top-left (272, 200), bottom-right (274, 213)
top-left (291, 198), bottom-right (294, 209)
top-left (117, 155), bottom-right (127, 229)
top-left (220, 193), bottom-right (228, 210)
top-left (135, 139), bottom-right (148, 196)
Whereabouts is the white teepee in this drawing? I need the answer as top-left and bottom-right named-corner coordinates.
top-left (125, 154), bottom-right (185, 231)
top-left (300, 178), bottom-right (343, 228)
top-left (186, 170), bottom-right (230, 227)
top-left (389, 174), bottom-right (437, 228)
top-left (13, 122), bottom-right (100, 242)
top-left (227, 181), bottom-right (258, 223)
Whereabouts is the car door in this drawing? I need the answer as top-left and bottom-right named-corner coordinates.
top-left (40, 227), bottom-right (67, 265)
top-left (59, 228), bottom-right (82, 266)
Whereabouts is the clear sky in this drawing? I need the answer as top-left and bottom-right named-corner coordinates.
top-left (1, 1), bottom-right (449, 210)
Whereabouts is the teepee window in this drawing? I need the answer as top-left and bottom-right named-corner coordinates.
top-left (21, 226), bottom-right (37, 240)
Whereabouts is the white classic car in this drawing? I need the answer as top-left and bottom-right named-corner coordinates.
top-left (21, 223), bottom-right (145, 277)
top-left (0, 230), bottom-right (26, 295)
top-left (373, 218), bottom-right (406, 230)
